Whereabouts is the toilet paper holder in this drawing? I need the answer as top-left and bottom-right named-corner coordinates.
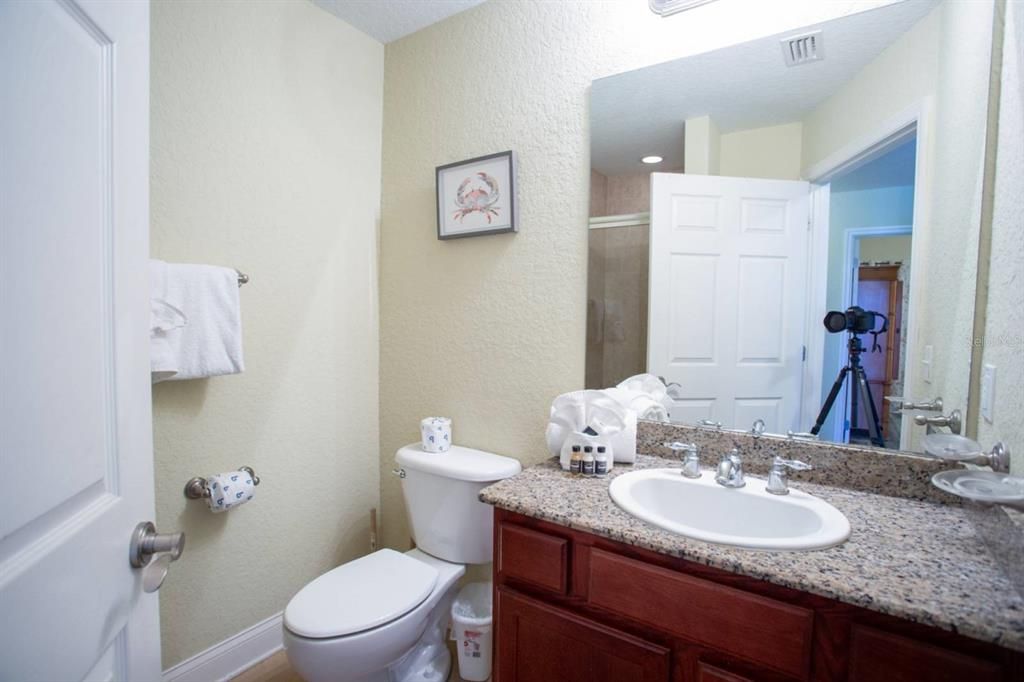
top-left (184, 466), bottom-right (261, 499)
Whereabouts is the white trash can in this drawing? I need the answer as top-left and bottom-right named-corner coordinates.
top-left (450, 582), bottom-right (493, 681)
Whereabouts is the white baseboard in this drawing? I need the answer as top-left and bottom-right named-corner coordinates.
top-left (162, 611), bottom-right (284, 682)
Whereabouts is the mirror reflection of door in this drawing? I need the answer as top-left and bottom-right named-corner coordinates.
top-left (588, 0), bottom-right (997, 454)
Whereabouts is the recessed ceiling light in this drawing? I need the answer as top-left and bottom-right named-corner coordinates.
top-left (641, 156), bottom-right (664, 164)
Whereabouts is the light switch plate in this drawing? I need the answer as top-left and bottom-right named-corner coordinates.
top-left (981, 364), bottom-right (996, 423)
top-left (922, 344), bottom-right (934, 384)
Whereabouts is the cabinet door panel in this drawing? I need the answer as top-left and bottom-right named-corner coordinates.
top-left (697, 662), bottom-right (754, 682)
top-left (587, 548), bottom-right (812, 678)
top-left (498, 523), bottom-right (569, 594)
top-left (848, 625), bottom-right (1001, 682)
top-left (496, 588), bottom-right (670, 682)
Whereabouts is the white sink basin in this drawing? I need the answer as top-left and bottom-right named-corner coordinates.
top-left (609, 468), bottom-right (851, 551)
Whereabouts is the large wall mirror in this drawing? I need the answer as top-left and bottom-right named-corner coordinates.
top-left (587, 0), bottom-right (995, 454)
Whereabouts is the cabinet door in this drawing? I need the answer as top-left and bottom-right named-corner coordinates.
top-left (496, 588), bottom-right (670, 682)
top-left (695, 661), bottom-right (754, 682)
top-left (848, 625), bottom-right (1002, 682)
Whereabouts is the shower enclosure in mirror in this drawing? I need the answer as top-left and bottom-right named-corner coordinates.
top-left (587, 0), bottom-right (996, 454)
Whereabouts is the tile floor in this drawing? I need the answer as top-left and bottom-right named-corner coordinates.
top-left (231, 642), bottom-right (471, 682)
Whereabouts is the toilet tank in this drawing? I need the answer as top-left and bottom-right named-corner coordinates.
top-left (395, 444), bottom-right (521, 564)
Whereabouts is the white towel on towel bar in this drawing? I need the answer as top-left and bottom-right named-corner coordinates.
top-left (148, 259), bottom-right (244, 382)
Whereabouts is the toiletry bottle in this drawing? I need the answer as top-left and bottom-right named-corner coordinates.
top-left (595, 446), bottom-right (609, 477)
top-left (582, 446), bottom-right (595, 477)
top-left (569, 445), bottom-right (583, 475)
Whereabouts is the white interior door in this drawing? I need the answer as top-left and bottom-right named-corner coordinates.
top-left (0, 2), bottom-right (161, 680)
top-left (649, 173), bottom-right (810, 433)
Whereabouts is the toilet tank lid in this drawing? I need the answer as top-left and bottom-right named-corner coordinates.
top-left (396, 444), bottom-right (522, 482)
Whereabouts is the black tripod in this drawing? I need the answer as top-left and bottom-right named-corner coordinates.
top-left (810, 334), bottom-right (885, 447)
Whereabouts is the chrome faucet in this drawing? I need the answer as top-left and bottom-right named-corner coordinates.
top-left (715, 449), bottom-right (745, 488)
top-left (665, 442), bottom-right (701, 478)
top-left (766, 456), bottom-right (813, 495)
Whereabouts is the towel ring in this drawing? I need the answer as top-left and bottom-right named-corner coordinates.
top-left (184, 466), bottom-right (260, 499)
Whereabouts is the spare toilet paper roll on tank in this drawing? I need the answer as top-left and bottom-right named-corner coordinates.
top-left (421, 417), bottom-right (452, 453)
top-left (206, 470), bottom-right (256, 513)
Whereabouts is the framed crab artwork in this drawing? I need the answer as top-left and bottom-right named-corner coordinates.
top-left (435, 150), bottom-right (517, 239)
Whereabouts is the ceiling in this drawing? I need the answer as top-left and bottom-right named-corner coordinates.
top-left (312, 0), bottom-right (488, 44)
top-left (590, 1), bottom-right (938, 176)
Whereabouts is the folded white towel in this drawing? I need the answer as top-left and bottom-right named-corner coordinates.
top-left (149, 260), bottom-right (186, 382)
top-left (149, 259), bottom-right (244, 383)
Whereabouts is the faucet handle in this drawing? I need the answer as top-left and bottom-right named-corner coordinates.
top-left (766, 456), bottom-right (812, 495)
top-left (666, 442), bottom-right (701, 478)
top-left (772, 456), bottom-right (812, 472)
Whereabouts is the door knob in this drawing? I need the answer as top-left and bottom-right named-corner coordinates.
top-left (130, 521), bottom-right (185, 568)
top-left (130, 521), bottom-right (185, 593)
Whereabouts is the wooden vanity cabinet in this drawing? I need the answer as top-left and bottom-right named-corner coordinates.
top-left (492, 509), bottom-right (1022, 682)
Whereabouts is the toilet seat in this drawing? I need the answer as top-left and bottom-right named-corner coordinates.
top-left (284, 549), bottom-right (439, 639)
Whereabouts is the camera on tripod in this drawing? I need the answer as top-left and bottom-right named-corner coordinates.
top-left (822, 306), bottom-right (887, 335)
top-left (809, 306), bottom-right (890, 447)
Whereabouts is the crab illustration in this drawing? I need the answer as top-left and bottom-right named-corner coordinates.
top-left (452, 171), bottom-right (501, 223)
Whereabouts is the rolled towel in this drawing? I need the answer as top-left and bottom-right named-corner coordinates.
top-left (545, 390), bottom-right (637, 463)
top-left (151, 260), bottom-right (244, 382)
top-left (602, 387), bottom-right (669, 423)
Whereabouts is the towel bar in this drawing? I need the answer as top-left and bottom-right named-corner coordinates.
top-left (184, 466), bottom-right (260, 499)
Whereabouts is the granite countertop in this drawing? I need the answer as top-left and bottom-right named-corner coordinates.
top-left (480, 454), bottom-right (1024, 652)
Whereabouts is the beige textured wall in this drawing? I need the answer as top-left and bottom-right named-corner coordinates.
top-left (719, 122), bottom-right (803, 180)
top-left (379, 0), bottom-right (898, 552)
top-left (908, 0), bottom-right (994, 451)
top-left (859, 235), bottom-right (913, 264)
top-left (151, 0), bottom-right (383, 667)
top-left (684, 115), bottom-right (720, 174)
top-left (800, 7), bottom-right (940, 172)
top-left (977, 0), bottom-right (1024, 472)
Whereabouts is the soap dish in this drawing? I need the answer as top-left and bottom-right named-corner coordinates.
top-left (931, 470), bottom-right (1024, 506)
top-left (923, 433), bottom-right (982, 461)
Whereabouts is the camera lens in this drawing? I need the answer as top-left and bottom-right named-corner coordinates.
top-left (823, 310), bottom-right (848, 333)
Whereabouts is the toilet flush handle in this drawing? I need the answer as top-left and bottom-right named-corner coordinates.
top-left (392, 468), bottom-right (406, 479)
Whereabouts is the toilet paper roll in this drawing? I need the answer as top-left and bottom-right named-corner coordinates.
top-left (420, 417), bottom-right (452, 453)
top-left (206, 470), bottom-right (255, 513)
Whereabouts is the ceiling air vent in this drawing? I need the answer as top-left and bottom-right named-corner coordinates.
top-left (781, 30), bottom-right (824, 67)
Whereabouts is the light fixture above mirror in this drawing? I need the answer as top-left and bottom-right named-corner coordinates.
top-left (649, 0), bottom-right (719, 17)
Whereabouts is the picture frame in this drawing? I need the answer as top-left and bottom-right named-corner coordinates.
top-left (435, 150), bottom-right (517, 240)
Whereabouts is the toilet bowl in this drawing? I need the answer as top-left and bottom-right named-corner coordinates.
top-left (283, 444), bottom-right (520, 682)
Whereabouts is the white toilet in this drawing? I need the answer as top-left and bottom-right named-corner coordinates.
top-left (283, 444), bottom-right (521, 682)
